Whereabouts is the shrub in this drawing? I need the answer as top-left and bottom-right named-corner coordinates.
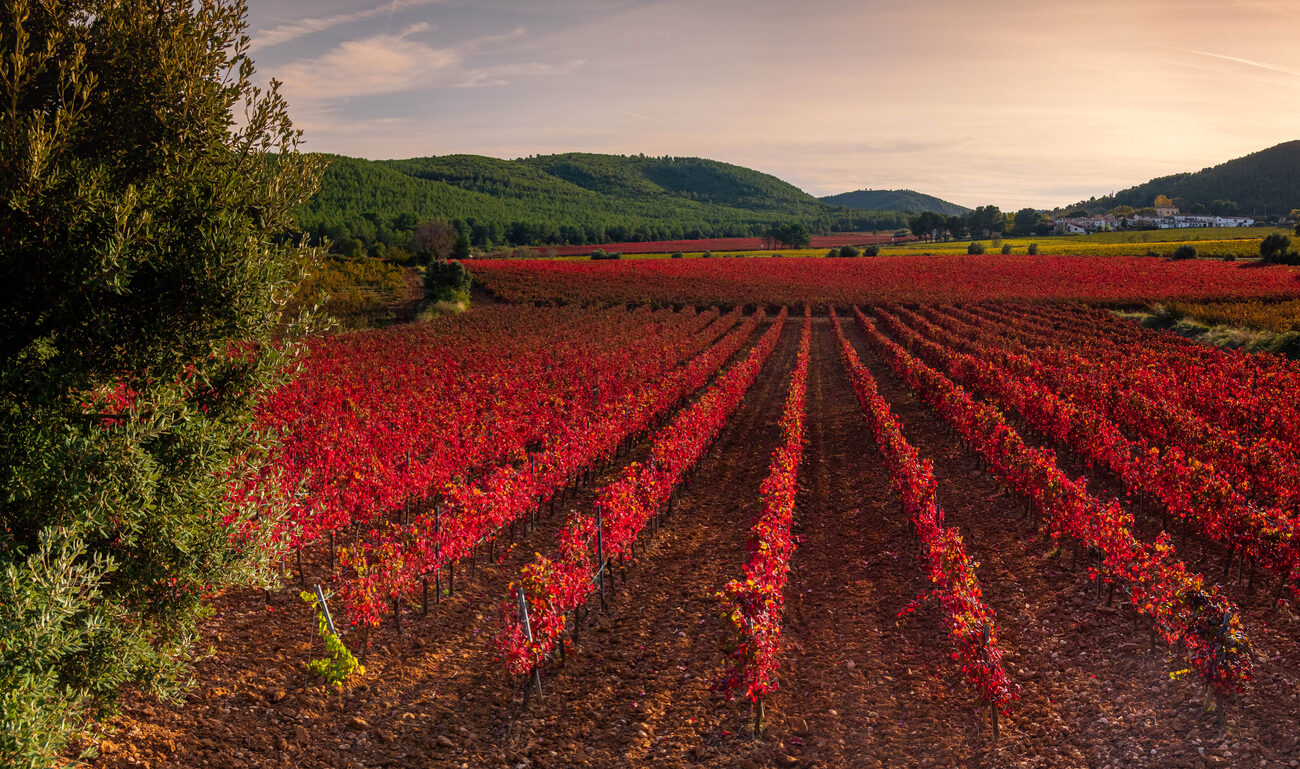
top-left (702, 251), bottom-right (713, 258)
top-left (839, 245), bottom-right (860, 258)
top-left (1027, 243), bottom-right (1039, 255)
top-left (862, 244), bottom-right (880, 256)
top-left (1000, 243), bottom-right (1013, 255)
top-left (826, 248), bottom-right (839, 258)
top-left (1260, 233), bottom-right (1292, 263)
top-left (967, 241), bottom-right (986, 255)
top-left (1172, 244), bottom-right (1198, 260)
top-left (590, 250), bottom-right (623, 260)
top-left (670, 251), bottom-right (684, 259)
top-left (0, 2), bottom-right (323, 763)
top-left (1150, 302), bottom-right (1186, 327)
top-left (1224, 253), bottom-right (1238, 262)
top-left (426, 258), bottom-right (473, 306)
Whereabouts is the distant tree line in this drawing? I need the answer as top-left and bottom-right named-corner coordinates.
top-left (302, 210), bottom-right (909, 260)
top-left (908, 205), bottom-right (1052, 241)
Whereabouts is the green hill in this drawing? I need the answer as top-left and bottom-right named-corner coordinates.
top-left (820, 188), bottom-right (969, 216)
top-left (296, 153), bottom-right (909, 253)
top-left (1077, 140), bottom-right (1300, 215)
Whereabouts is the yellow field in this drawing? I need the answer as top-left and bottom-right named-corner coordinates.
top-left (1162, 299), bottom-right (1300, 333)
top-left (560, 227), bottom-right (1292, 261)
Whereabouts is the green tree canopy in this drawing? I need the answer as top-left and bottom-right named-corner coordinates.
top-left (0, 1), bottom-right (322, 764)
top-left (767, 222), bottom-right (811, 249)
top-left (1010, 207), bottom-right (1045, 236)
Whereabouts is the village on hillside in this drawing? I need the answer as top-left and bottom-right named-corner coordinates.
top-left (1051, 194), bottom-right (1256, 234)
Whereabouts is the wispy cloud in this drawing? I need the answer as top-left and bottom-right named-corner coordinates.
top-left (456, 58), bottom-right (586, 88)
top-left (620, 110), bottom-right (660, 123)
top-left (1172, 47), bottom-right (1300, 79)
top-left (278, 22), bottom-right (583, 105)
top-left (278, 23), bottom-right (458, 102)
top-left (250, 0), bottom-right (446, 52)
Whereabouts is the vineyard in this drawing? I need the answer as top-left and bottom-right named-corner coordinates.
top-left (95, 257), bottom-right (1300, 769)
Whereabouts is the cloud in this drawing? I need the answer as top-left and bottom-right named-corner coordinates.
top-left (277, 22), bottom-right (584, 106)
top-left (250, 0), bottom-right (447, 52)
top-left (278, 23), bottom-right (459, 103)
top-left (455, 58), bottom-right (586, 88)
top-left (1171, 48), bottom-right (1300, 80)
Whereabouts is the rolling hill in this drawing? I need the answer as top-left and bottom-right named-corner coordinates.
top-left (297, 153), bottom-right (911, 251)
top-left (820, 188), bottom-right (970, 216)
top-left (1074, 140), bottom-right (1300, 214)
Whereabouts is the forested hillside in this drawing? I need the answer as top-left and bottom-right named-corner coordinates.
top-left (1076, 141), bottom-right (1300, 214)
top-left (296, 153), bottom-right (910, 254)
top-left (820, 188), bottom-right (969, 216)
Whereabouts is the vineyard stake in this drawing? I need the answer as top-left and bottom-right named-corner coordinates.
top-left (596, 503), bottom-right (608, 612)
top-left (517, 586), bottom-right (543, 701)
top-left (422, 577), bottom-right (429, 616)
top-left (297, 548), bottom-right (305, 585)
top-left (314, 584), bottom-right (338, 637)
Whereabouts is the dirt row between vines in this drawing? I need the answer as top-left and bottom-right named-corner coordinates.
top-left (91, 313), bottom-right (1300, 769)
top-left (844, 313), bottom-right (1300, 769)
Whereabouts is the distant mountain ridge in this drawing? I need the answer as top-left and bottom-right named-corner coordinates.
top-left (820, 188), bottom-right (970, 216)
top-left (1071, 140), bottom-right (1300, 214)
top-left (298, 152), bottom-right (912, 251)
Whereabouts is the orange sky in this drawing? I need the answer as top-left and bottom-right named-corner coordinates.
top-left (249, 0), bottom-right (1300, 208)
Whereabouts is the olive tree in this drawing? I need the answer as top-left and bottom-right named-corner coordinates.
top-left (0, 1), bottom-right (323, 764)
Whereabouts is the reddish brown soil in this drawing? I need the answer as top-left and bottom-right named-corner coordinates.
top-left (88, 316), bottom-right (1300, 769)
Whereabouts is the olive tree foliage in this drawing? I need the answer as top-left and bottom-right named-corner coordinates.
top-left (0, 1), bottom-right (323, 765)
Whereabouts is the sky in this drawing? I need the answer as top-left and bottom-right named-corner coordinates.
top-left (245, 0), bottom-right (1300, 210)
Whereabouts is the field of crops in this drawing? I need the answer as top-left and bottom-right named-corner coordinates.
top-left (545, 227), bottom-right (1287, 261)
top-left (473, 253), bottom-right (1300, 307)
top-left (97, 259), bottom-right (1300, 769)
top-left (530, 233), bottom-right (908, 257)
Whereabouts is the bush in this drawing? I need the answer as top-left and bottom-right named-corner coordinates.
top-left (1027, 243), bottom-right (1039, 255)
top-left (670, 251), bottom-right (683, 259)
top-left (1260, 233), bottom-right (1293, 263)
top-left (590, 249), bottom-right (622, 260)
top-left (1000, 243), bottom-right (1013, 255)
top-left (839, 245), bottom-right (860, 258)
top-left (826, 248), bottom-right (839, 258)
top-left (967, 241), bottom-right (986, 255)
top-left (0, 2), bottom-right (323, 764)
top-left (1172, 244), bottom-right (1198, 260)
top-left (1224, 253), bottom-right (1238, 262)
top-left (862, 244), bottom-right (880, 256)
top-left (425, 259), bottom-right (472, 306)
top-left (1150, 302), bottom-right (1186, 327)
top-left (701, 251), bottom-right (713, 259)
